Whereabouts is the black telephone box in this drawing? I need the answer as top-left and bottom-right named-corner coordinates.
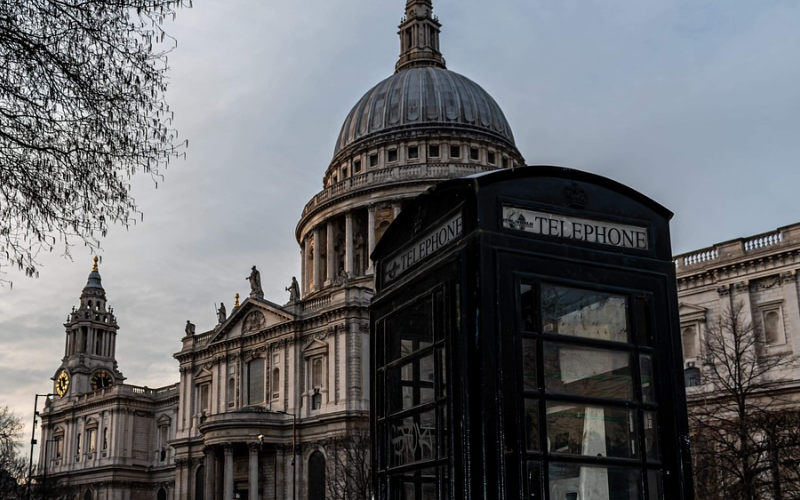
top-left (370, 167), bottom-right (694, 500)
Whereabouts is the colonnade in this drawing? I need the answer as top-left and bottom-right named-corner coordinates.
top-left (300, 202), bottom-right (402, 296)
top-left (204, 443), bottom-right (272, 500)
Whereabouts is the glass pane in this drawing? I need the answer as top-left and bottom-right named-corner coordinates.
top-left (390, 354), bottom-right (436, 413)
top-left (527, 461), bottom-right (542, 499)
top-left (546, 403), bottom-right (637, 459)
top-left (640, 354), bottom-right (655, 403)
top-left (525, 399), bottom-right (540, 451)
top-left (522, 338), bottom-right (537, 391)
top-left (390, 410), bottom-right (437, 467)
top-left (644, 411), bottom-right (660, 463)
top-left (549, 463), bottom-right (642, 500)
top-left (542, 284), bottom-right (629, 343)
top-left (544, 343), bottom-right (634, 400)
top-left (633, 296), bottom-right (651, 346)
top-left (521, 283), bottom-right (536, 331)
top-left (387, 296), bottom-right (434, 363)
top-left (647, 469), bottom-right (663, 499)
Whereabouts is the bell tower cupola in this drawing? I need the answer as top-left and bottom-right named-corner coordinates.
top-left (396, 0), bottom-right (446, 72)
top-left (55, 257), bottom-right (124, 398)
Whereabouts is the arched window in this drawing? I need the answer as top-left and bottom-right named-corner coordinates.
top-left (84, 490), bottom-right (93, 500)
top-left (248, 358), bottom-right (265, 406)
top-left (308, 451), bottom-right (326, 499)
top-left (157, 488), bottom-right (167, 500)
top-left (272, 368), bottom-right (280, 400)
top-left (195, 466), bottom-right (205, 500)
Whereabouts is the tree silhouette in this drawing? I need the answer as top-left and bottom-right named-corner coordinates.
top-left (0, 0), bottom-right (190, 282)
top-left (689, 301), bottom-right (799, 500)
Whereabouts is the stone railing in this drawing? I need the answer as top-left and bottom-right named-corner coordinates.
top-left (301, 163), bottom-right (499, 217)
top-left (119, 383), bottom-right (179, 399)
top-left (675, 226), bottom-right (797, 271)
top-left (744, 231), bottom-right (783, 252)
top-left (677, 249), bottom-right (719, 268)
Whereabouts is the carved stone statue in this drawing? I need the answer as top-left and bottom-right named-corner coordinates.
top-left (286, 276), bottom-right (300, 302)
top-left (337, 268), bottom-right (351, 287)
top-left (246, 265), bottom-right (264, 298)
top-left (185, 320), bottom-right (196, 336)
top-left (217, 302), bottom-right (227, 324)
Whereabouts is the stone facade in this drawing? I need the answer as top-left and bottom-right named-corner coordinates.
top-left (36, 1), bottom-right (525, 499)
top-left (675, 223), bottom-right (800, 391)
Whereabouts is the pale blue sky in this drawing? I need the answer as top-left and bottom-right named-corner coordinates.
top-left (2, 0), bottom-right (800, 449)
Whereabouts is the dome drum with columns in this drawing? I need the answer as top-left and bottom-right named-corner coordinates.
top-left (297, 0), bottom-right (523, 300)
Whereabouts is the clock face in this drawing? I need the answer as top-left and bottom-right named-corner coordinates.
top-left (56, 371), bottom-right (70, 398)
top-left (91, 371), bottom-right (114, 391)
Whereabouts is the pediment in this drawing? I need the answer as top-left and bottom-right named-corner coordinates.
top-left (157, 414), bottom-right (172, 425)
top-left (209, 298), bottom-right (296, 343)
top-left (303, 339), bottom-right (329, 357)
top-left (679, 302), bottom-right (708, 322)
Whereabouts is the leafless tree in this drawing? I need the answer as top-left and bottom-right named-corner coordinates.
top-left (0, 0), bottom-right (190, 283)
top-left (689, 301), bottom-right (799, 500)
top-left (0, 406), bottom-right (26, 499)
top-left (326, 428), bottom-right (373, 500)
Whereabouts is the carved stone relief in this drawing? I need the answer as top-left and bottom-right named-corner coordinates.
top-left (243, 311), bottom-right (267, 334)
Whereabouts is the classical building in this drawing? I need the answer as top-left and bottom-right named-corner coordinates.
top-left (36, 1), bottom-right (524, 499)
top-left (675, 223), bottom-right (800, 496)
top-left (675, 223), bottom-right (800, 389)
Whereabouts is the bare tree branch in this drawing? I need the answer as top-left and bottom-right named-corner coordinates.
top-left (0, 0), bottom-right (190, 283)
top-left (690, 301), bottom-right (799, 500)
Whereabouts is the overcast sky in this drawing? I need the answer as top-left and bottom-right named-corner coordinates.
top-left (2, 0), bottom-right (800, 452)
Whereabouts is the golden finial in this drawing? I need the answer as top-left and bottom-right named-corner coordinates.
top-left (92, 256), bottom-right (99, 271)
top-left (234, 293), bottom-right (240, 308)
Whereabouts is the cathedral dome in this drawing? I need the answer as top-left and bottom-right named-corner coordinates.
top-left (333, 67), bottom-right (517, 156)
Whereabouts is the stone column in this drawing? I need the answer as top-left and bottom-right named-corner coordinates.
top-left (312, 227), bottom-right (321, 292)
top-left (345, 212), bottom-right (354, 275)
top-left (248, 443), bottom-right (259, 500)
top-left (367, 205), bottom-right (376, 275)
top-left (223, 444), bottom-right (234, 500)
top-left (326, 219), bottom-right (335, 285)
top-left (205, 447), bottom-right (216, 500)
top-left (300, 244), bottom-right (306, 298)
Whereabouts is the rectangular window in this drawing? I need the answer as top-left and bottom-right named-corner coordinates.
top-left (450, 145), bottom-right (460, 159)
top-left (388, 149), bottom-right (398, 163)
top-left (102, 428), bottom-right (108, 450)
top-left (76, 433), bottom-right (81, 456)
top-left (55, 437), bottom-right (63, 459)
top-left (429, 144), bottom-right (440, 157)
top-left (469, 147), bottom-right (479, 161)
top-left (370, 154), bottom-right (379, 167)
top-left (408, 146), bottom-right (419, 159)
top-left (200, 384), bottom-right (210, 412)
top-left (354, 159), bottom-right (362, 173)
top-left (488, 151), bottom-right (496, 165)
top-left (248, 358), bottom-right (265, 405)
top-left (86, 429), bottom-right (96, 453)
top-left (502, 157), bottom-right (509, 168)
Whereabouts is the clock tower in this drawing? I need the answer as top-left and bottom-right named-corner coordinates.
top-left (53, 257), bottom-right (124, 398)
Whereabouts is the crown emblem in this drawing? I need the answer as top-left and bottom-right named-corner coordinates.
top-left (564, 182), bottom-right (587, 209)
